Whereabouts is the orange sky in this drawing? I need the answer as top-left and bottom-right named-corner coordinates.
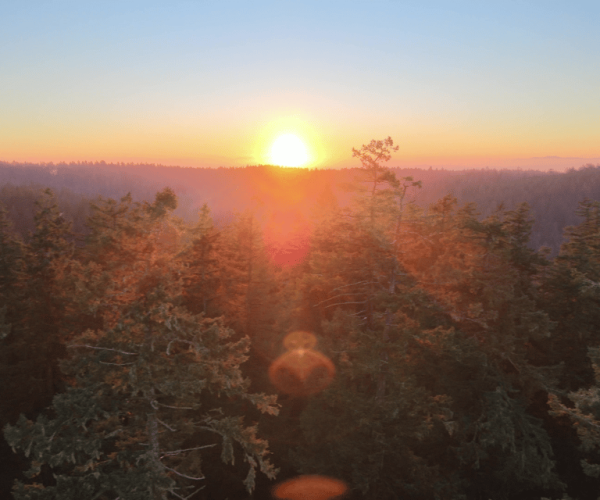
top-left (1, 2), bottom-right (599, 171)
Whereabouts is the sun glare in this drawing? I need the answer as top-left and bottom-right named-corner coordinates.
top-left (269, 133), bottom-right (310, 167)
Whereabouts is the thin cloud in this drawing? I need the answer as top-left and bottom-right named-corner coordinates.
top-left (528, 156), bottom-right (600, 160)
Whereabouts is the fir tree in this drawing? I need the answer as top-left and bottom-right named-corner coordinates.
top-left (541, 199), bottom-right (600, 391)
top-left (0, 190), bottom-right (73, 424)
top-left (293, 143), bottom-right (561, 499)
top-left (0, 204), bottom-right (28, 424)
top-left (4, 190), bottom-right (279, 499)
top-left (549, 347), bottom-right (600, 480)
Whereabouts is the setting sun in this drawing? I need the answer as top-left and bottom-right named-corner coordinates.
top-left (269, 134), bottom-right (310, 167)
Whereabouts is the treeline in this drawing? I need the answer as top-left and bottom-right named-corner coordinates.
top-left (2, 160), bottom-right (600, 255)
top-left (1, 144), bottom-right (600, 499)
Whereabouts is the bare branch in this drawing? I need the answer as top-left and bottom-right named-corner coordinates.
top-left (168, 486), bottom-right (205, 500)
top-left (68, 344), bottom-right (138, 356)
top-left (163, 464), bottom-right (205, 481)
top-left (313, 292), bottom-right (366, 307)
top-left (156, 402), bottom-right (195, 410)
top-left (157, 417), bottom-right (177, 432)
top-left (323, 300), bottom-right (368, 309)
top-left (505, 355), bottom-right (521, 373)
top-left (99, 361), bottom-right (135, 366)
top-left (161, 444), bottom-right (216, 458)
top-left (195, 425), bottom-right (222, 435)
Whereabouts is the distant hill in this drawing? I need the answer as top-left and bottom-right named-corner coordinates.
top-left (1, 161), bottom-right (599, 255)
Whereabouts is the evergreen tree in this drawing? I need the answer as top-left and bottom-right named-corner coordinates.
top-left (402, 197), bottom-right (561, 498)
top-left (541, 199), bottom-right (600, 391)
top-left (181, 204), bottom-right (221, 317)
top-left (294, 141), bottom-right (454, 498)
top-left (0, 190), bottom-right (73, 424)
top-left (4, 189), bottom-right (279, 499)
top-left (549, 347), bottom-right (600, 483)
top-left (292, 142), bottom-right (561, 499)
top-left (0, 204), bottom-right (28, 424)
top-left (218, 210), bottom-right (279, 358)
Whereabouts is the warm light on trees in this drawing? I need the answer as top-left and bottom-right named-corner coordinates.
top-left (4, 189), bottom-right (279, 499)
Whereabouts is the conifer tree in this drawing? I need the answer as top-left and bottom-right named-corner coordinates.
top-left (294, 141), bottom-right (454, 498)
top-left (0, 205), bottom-right (23, 309)
top-left (0, 204), bottom-right (29, 424)
top-left (549, 346), bottom-right (600, 481)
top-left (181, 208), bottom-right (262, 336)
top-left (4, 189), bottom-right (279, 499)
top-left (399, 197), bottom-right (560, 498)
top-left (0, 190), bottom-right (73, 424)
top-left (541, 199), bottom-right (600, 391)
top-left (218, 210), bottom-right (279, 356)
top-left (181, 204), bottom-right (222, 317)
top-left (293, 142), bottom-right (561, 499)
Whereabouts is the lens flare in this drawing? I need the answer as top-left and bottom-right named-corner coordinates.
top-left (273, 475), bottom-right (347, 500)
top-left (269, 332), bottom-right (335, 396)
top-left (283, 331), bottom-right (317, 350)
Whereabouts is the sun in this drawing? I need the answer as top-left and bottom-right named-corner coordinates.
top-left (269, 133), bottom-right (310, 167)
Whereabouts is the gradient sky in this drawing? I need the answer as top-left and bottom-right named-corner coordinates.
top-left (1, 1), bottom-right (599, 171)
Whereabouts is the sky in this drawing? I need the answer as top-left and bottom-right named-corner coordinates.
top-left (1, 1), bottom-right (599, 171)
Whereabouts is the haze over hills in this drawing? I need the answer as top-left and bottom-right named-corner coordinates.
top-left (2, 160), bottom-right (599, 256)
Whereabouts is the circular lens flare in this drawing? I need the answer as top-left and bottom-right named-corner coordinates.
top-left (273, 475), bottom-right (347, 500)
top-left (269, 134), bottom-right (309, 167)
top-left (283, 331), bottom-right (317, 351)
top-left (269, 331), bottom-right (335, 396)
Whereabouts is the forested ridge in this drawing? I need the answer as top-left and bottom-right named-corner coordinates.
top-left (2, 160), bottom-right (600, 256)
top-left (1, 146), bottom-right (600, 499)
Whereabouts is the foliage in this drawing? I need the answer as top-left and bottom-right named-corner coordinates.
top-left (549, 347), bottom-right (600, 479)
top-left (292, 140), bottom-right (562, 499)
top-left (3, 154), bottom-right (600, 499)
top-left (4, 189), bottom-right (279, 499)
top-left (0, 190), bottom-right (73, 426)
top-left (536, 199), bottom-right (600, 399)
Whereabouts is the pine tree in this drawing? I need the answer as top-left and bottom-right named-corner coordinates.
top-left (549, 347), bottom-right (600, 479)
top-left (541, 199), bottom-right (600, 391)
top-left (4, 189), bottom-right (279, 499)
top-left (0, 204), bottom-right (29, 424)
top-left (0, 190), bottom-right (74, 424)
top-left (181, 204), bottom-right (222, 317)
top-left (293, 141), bottom-right (455, 498)
top-left (217, 210), bottom-right (279, 356)
top-left (293, 143), bottom-right (561, 499)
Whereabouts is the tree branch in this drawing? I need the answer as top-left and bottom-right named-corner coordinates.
top-left (168, 486), bottom-right (205, 500)
top-left (161, 444), bottom-right (216, 458)
top-left (68, 344), bottom-right (139, 356)
top-left (157, 417), bottom-right (177, 432)
top-left (156, 402), bottom-right (195, 410)
top-left (313, 292), bottom-right (366, 307)
top-left (163, 465), bottom-right (205, 481)
top-left (323, 300), bottom-right (368, 309)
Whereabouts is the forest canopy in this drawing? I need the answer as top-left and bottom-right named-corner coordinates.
top-left (1, 148), bottom-right (600, 499)
top-left (2, 159), bottom-right (600, 255)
